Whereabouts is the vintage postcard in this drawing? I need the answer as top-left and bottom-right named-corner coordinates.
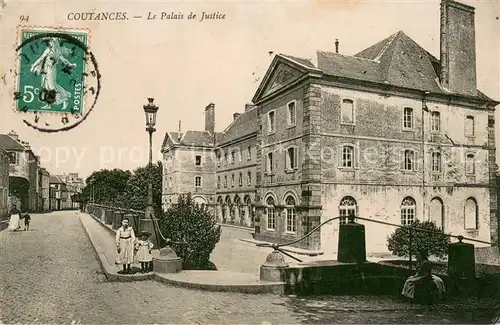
top-left (1, 0), bottom-right (499, 324)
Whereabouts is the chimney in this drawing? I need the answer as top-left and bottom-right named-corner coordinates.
top-left (233, 113), bottom-right (241, 121)
top-left (244, 103), bottom-right (255, 112)
top-left (205, 103), bottom-right (215, 134)
top-left (178, 120), bottom-right (182, 142)
top-left (8, 130), bottom-right (19, 141)
top-left (335, 39), bottom-right (339, 53)
top-left (440, 0), bottom-right (477, 96)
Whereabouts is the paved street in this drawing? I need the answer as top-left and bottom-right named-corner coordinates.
top-left (1, 211), bottom-right (499, 324)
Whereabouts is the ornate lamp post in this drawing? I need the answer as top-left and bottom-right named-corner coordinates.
top-left (143, 98), bottom-right (160, 247)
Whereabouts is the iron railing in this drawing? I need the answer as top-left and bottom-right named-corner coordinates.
top-left (257, 215), bottom-right (498, 270)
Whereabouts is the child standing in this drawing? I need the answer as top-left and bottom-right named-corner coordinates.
top-left (23, 214), bottom-right (31, 231)
top-left (135, 232), bottom-right (154, 273)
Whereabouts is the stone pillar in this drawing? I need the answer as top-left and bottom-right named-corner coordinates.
top-left (337, 218), bottom-right (366, 264)
top-left (112, 211), bottom-right (123, 230)
top-left (448, 238), bottom-right (476, 279)
top-left (260, 248), bottom-right (288, 282)
top-left (104, 208), bottom-right (113, 225)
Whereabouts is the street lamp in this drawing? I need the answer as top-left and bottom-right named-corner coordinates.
top-left (143, 98), bottom-right (161, 246)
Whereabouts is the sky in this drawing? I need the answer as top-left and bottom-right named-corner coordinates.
top-left (0, 0), bottom-right (499, 180)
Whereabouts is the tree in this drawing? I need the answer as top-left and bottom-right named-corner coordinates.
top-left (82, 169), bottom-right (132, 205)
top-left (158, 193), bottom-right (221, 270)
top-left (113, 161), bottom-right (163, 214)
top-left (387, 220), bottom-right (450, 260)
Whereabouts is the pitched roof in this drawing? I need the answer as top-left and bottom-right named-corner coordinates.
top-left (218, 107), bottom-right (258, 145)
top-left (279, 30), bottom-right (496, 102)
top-left (49, 175), bottom-right (65, 184)
top-left (0, 134), bottom-right (25, 151)
top-left (162, 130), bottom-right (215, 149)
top-left (280, 54), bottom-right (317, 69)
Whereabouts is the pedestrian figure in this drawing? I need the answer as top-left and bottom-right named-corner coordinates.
top-left (23, 214), bottom-right (31, 231)
top-left (7, 204), bottom-right (22, 231)
top-left (135, 231), bottom-right (154, 273)
top-left (115, 218), bottom-right (136, 274)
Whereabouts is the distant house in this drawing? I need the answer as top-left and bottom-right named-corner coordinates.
top-left (49, 175), bottom-right (68, 210)
top-left (0, 149), bottom-right (9, 217)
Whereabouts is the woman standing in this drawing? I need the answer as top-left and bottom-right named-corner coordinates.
top-left (7, 204), bottom-right (21, 232)
top-left (115, 218), bottom-right (136, 274)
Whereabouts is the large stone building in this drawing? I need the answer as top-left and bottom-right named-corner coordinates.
top-left (39, 168), bottom-right (50, 211)
top-left (58, 173), bottom-right (85, 209)
top-left (162, 0), bottom-right (498, 255)
top-left (0, 149), bottom-right (9, 217)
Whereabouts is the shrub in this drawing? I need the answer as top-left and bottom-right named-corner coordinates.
top-left (387, 220), bottom-right (450, 259)
top-left (158, 193), bottom-right (221, 270)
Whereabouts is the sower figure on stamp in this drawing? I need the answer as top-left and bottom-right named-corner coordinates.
top-left (115, 218), bottom-right (136, 274)
top-left (135, 232), bottom-right (154, 273)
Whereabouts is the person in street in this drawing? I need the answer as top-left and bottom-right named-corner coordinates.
top-left (135, 231), bottom-right (154, 273)
top-left (23, 214), bottom-right (31, 231)
top-left (7, 204), bottom-right (22, 231)
top-left (115, 218), bottom-right (136, 274)
top-left (401, 249), bottom-right (445, 302)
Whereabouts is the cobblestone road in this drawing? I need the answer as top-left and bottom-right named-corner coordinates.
top-left (1, 211), bottom-right (499, 324)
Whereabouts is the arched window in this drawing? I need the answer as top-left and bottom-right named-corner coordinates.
top-left (339, 196), bottom-right (357, 224)
top-left (265, 196), bottom-right (276, 230)
top-left (285, 195), bottom-right (296, 233)
top-left (429, 197), bottom-right (444, 230)
top-left (401, 196), bottom-right (416, 225)
top-left (464, 197), bottom-right (478, 229)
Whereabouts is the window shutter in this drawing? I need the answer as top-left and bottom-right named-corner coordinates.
top-left (400, 149), bottom-right (405, 170)
top-left (413, 151), bottom-right (418, 171)
top-left (294, 147), bottom-right (298, 169)
top-left (337, 145), bottom-right (342, 167)
top-left (354, 145), bottom-right (360, 168)
top-left (285, 149), bottom-right (290, 170)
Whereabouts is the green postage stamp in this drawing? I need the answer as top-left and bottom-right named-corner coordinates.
top-left (17, 29), bottom-right (88, 114)
top-left (14, 27), bottom-right (100, 132)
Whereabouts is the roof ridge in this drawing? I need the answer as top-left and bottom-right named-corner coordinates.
top-left (373, 31), bottom-right (400, 63)
top-left (317, 50), bottom-right (378, 63)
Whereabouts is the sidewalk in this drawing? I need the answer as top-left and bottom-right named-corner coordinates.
top-left (79, 212), bottom-right (285, 294)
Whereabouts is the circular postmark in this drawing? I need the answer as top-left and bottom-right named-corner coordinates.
top-left (10, 27), bottom-right (101, 132)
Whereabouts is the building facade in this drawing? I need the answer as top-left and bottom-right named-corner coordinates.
top-left (40, 168), bottom-right (50, 211)
top-left (58, 173), bottom-right (84, 209)
top-left (0, 149), bottom-right (9, 217)
top-left (49, 175), bottom-right (69, 210)
top-left (251, 0), bottom-right (498, 254)
top-left (162, 0), bottom-right (498, 255)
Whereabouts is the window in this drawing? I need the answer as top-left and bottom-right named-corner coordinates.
top-left (431, 152), bottom-right (441, 173)
top-left (238, 150), bottom-right (242, 162)
top-left (247, 146), bottom-right (252, 161)
top-left (217, 176), bottom-right (221, 189)
top-left (341, 99), bottom-right (354, 124)
top-left (466, 154), bottom-right (475, 174)
top-left (341, 146), bottom-right (354, 168)
top-left (431, 111), bottom-right (440, 133)
top-left (286, 147), bottom-right (298, 170)
top-left (339, 196), bottom-right (357, 224)
top-left (464, 197), bottom-right (478, 229)
top-left (401, 196), bottom-right (416, 225)
top-left (8, 152), bottom-right (19, 165)
top-left (268, 111), bottom-right (276, 133)
top-left (287, 101), bottom-right (296, 126)
top-left (265, 196), bottom-right (276, 230)
top-left (231, 151), bottom-right (235, 164)
top-left (401, 150), bottom-right (416, 171)
top-left (403, 107), bottom-right (413, 129)
top-left (247, 171), bottom-right (252, 186)
top-left (238, 172), bottom-right (243, 187)
top-left (465, 116), bottom-right (475, 136)
top-left (224, 176), bottom-right (228, 188)
top-left (285, 195), bottom-right (296, 233)
top-left (195, 176), bottom-right (202, 187)
top-left (231, 174), bottom-right (235, 187)
top-left (216, 153), bottom-right (221, 167)
top-left (195, 155), bottom-right (202, 166)
top-left (266, 152), bottom-right (274, 173)
top-left (224, 153), bottom-right (228, 165)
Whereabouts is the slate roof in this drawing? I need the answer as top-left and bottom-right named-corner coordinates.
top-left (218, 107), bottom-right (258, 145)
top-left (280, 54), bottom-right (317, 69)
top-left (281, 30), bottom-right (495, 102)
top-left (49, 175), bottom-right (65, 184)
top-left (0, 134), bottom-right (26, 151)
top-left (163, 130), bottom-right (215, 148)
